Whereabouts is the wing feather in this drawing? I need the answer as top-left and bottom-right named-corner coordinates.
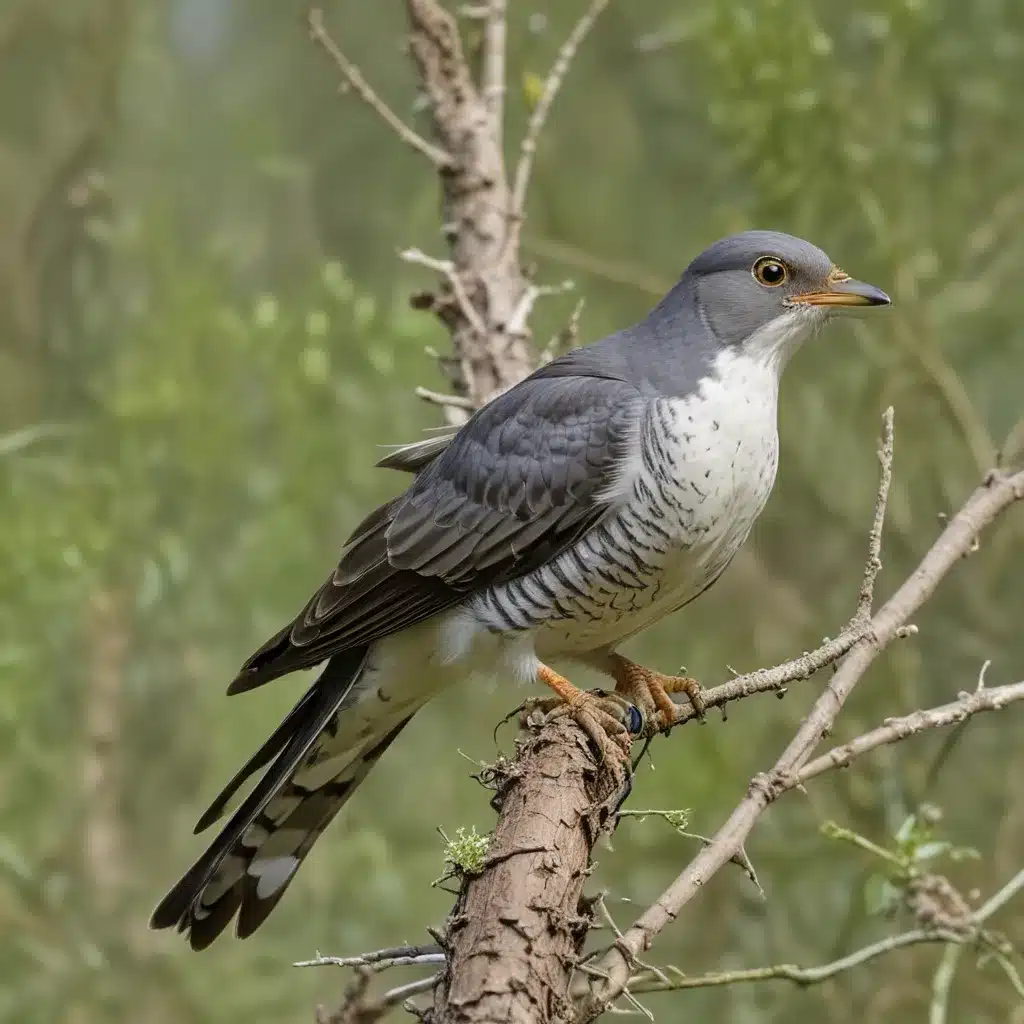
top-left (229, 366), bottom-right (643, 694)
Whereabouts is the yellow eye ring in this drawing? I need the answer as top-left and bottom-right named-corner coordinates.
top-left (752, 256), bottom-right (788, 287)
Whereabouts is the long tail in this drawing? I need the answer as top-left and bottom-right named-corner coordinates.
top-left (150, 648), bottom-right (420, 949)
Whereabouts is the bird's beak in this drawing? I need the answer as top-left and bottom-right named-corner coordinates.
top-left (787, 272), bottom-right (891, 309)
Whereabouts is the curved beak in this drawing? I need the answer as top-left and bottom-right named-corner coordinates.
top-left (788, 277), bottom-right (891, 309)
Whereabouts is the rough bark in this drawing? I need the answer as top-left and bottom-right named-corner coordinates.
top-left (405, 0), bottom-right (533, 409)
top-left (395, 4), bottom-right (626, 1018)
top-left (432, 724), bottom-right (626, 1024)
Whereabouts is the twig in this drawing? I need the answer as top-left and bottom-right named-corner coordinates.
top-left (929, 943), bottom-right (964, 1024)
top-left (295, 943), bottom-right (444, 970)
top-left (661, 625), bottom-right (871, 729)
top-left (505, 278), bottom-right (575, 340)
top-left (580, 425), bottom-right (1024, 1018)
top-left (401, 248), bottom-right (488, 339)
top-left (540, 296), bottom-right (586, 363)
top-left (510, 0), bottom-right (612, 224)
top-left (380, 974), bottom-right (439, 1006)
top-left (857, 406), bottom-right (894, 619)
top-left (971, 865), bottom-right (1024, 922)
top-left (318, 971), bottom-right (441, 1024)
top-left (787, 680), bottom-right (1024, 787)
top-left (629, 928), bottom-right (967, 994)
top-left (626, 864), bottom-right (1024, 998)
top-left (415, 387), bottom-right (477, 412)
top-left (308, 9), bottom-right (453, 169)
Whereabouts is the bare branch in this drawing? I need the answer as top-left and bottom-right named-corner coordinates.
top-left (581, 429), bottom-right (1024, 1018)
top-left (506, 278), bottom-right (575, 340)
top-left (510, 0), bottom-right (612, 227)
top-left (617, 863), bottom-right (1024, 1002)
top-left (857, 406), bottom-right (895, 619)
top-left (659, 624), bottom-right (871, 729)
top-left (787, 680), bottom-right (1024, 788)
top-left (401, 248), bottom-right (488, 339)
top-left (630, 928), bottom-right (968, 994)
top-left (308, 9), bottom-right (453, 169)
top-left (929, 943), bottom-right (964, 1024)
top-left (295, 943), bottom-right (445, 971)
top-left (415, 387), bottom-right (478, 412)
top-left (973, 865), bottom-right (1024, 922)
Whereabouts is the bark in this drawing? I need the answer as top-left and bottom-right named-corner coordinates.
top-left (399, 4), bottom-right (622, 1019)
top-left (405, 0), bottom-right (533, 408)
top-left (432, 723), bottom-right (626, 1024)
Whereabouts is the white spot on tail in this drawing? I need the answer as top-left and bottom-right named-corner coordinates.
top-left (249, 855), bottom-right (300, 899)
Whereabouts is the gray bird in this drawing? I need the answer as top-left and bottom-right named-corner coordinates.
top-left (152, 230), bottom-right (889, 948)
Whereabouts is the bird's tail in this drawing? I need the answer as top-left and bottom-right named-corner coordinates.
top-left (150, 649), bottom-right (420, 949)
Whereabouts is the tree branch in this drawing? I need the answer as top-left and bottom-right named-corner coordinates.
top-left (580, 451), bottom-right (1024, 1019)
top-left (307, 7), bottom-right (1024, 1023)
top-left (308, 9), bottom-right (453, 169)
top-left (509, 0), bottom-right (612, 234)
top-left (630, 928), bottom-right (967, 994)
top-left (788, 679), bottom-right (1024, 788)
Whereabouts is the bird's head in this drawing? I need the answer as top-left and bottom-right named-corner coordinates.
top-left (684, 230), bottom-right (890, 368)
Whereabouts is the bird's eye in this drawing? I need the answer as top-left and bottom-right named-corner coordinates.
top-left (752, 257), bottom-right (788, 287)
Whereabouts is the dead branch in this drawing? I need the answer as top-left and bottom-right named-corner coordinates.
top-left (404, 0), bottom-right (534, 409)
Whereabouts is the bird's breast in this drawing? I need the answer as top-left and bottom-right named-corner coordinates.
top-left (476, 352), bottom-right (782, 653)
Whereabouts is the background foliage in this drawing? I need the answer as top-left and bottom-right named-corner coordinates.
top-left (1, 2), bottom-right (1022, 1021)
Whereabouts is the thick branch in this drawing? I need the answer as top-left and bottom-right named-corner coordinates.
top-left (405, 0), bottom-right (532, 408)
top-left (433, 720), bottom-right (628, 1023)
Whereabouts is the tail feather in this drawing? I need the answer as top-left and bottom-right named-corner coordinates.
top-left (193, 684), bottom-right (320, 834)
top-left (151, 648), bottom-right (420, 948)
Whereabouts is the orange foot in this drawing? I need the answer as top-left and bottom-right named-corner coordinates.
top-left (600, 654), bottom-right (706, 735)
top-left (524, 664), bottom-right (644, 763)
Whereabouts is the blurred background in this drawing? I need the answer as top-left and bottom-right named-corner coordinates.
top-left (1, 1), bottom-right (1023, 1021)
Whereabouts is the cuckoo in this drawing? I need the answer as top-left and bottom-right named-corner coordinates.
top-left (152, 231), bottom-right (890, 947)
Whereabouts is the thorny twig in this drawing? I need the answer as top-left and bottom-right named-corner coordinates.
top-left (295, 943), bottom-right (445, 972)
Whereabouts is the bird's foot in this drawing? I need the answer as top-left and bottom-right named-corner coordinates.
top-left (605, 655), bottom-right (706, 735)
top-left (524, 665), bottom-right (644, 764)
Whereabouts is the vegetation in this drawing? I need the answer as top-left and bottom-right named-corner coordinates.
top-left (1, 2), bottom-right (1023, 1021)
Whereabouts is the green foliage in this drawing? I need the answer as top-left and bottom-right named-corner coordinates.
top-left (438, 827), bottom-right (492, 879)
top-left (1, 1), bottom-right (1023, 1022)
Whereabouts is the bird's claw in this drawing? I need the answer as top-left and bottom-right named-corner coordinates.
top-left (519, 688), bottom-right (644, 763)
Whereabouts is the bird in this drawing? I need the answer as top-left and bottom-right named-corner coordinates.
top-left (151, 230), bottom-right (890, 948)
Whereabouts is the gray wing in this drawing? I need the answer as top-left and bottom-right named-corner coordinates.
top-left (230, 366), bottom-right (643, 694)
